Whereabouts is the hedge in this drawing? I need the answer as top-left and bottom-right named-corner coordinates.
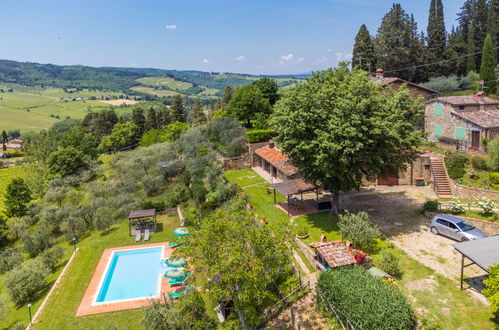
top-left (317, 266), bottom-right (416, 330)
top-left (445, 153), bottom-right (468, 180)
top-left (246, 129), bottom-right (275, 143)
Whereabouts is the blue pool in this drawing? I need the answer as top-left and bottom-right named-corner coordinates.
top-left (96, 247), bottom-right (168, 303)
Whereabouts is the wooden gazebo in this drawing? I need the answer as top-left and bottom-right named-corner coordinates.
top-left (271, 179), bottom-right (320, 216)
top-left (128, 209), bottom-right (157, 236)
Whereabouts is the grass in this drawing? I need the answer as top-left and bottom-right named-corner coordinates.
top-left (28, 213), bottom-right (180, 330)
top-left (136, 77), bottom-right (192, 91)
top-left (225, 168), bottom-right (265, 187)
top-left (293, 212), bottom-right (341, 245)
top-left (459, 167), bottom-right (499, 191)
top-left (0, 164), bottom-right (29, 211)
top-left (0, 88), bottom-right (127, 132)
top-left (130, 86), bottom-right (179, 97)
top-left (441, 209), bottom-right (498, 222)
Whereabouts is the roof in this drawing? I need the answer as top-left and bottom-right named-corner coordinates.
top-left (454, 235), bottom-right (499, 272)
top-left (427, 95), bottom-right (499, 106)
top-left (255, 146), bottom-right (297, 176)
top-left (371, 76), bottom-right (437, 94)
top-left (309, 241), bottom-right (357, 268)
top-left (271, 178), bottom-right (319, 196)
top-left (5, 139), bottom-right (23, 149)
top-left (452, 109), bottom-right (499, 129)
top-left (128, 209), bottom-right (156, 219)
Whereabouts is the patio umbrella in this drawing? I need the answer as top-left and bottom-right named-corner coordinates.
top-left (165, 257), bottom-right (187, 268)
top-left (164, 268), bottom-right (186, 279)
top-left (173, 227), bottom-right (190, 236)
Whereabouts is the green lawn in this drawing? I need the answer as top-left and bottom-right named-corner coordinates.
top-left (441, 209), bottom-right (498, 222)
top-left (459, 168), bottom-right (499, 191)
top-left (0, 164), bottom-right (29, 212)
top-left (28, 213), bottom-right (180, 330)
top-left (293, 212), bottom-right (341, 245)
top-left (225, 168), bottom-right (265, 187)
top-left (0, 88), bottom-right (128, 132)
top-left (136, 77), bottom-right (193, 91)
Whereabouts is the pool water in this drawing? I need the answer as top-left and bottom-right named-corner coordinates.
top-left (96, 247), bottom-right (168, 303)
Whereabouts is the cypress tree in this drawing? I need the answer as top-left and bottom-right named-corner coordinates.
top-left (466, 24), bottom-right (477, 73)
top-left (172, 94), bottom-right (186, 123)
top-left (445, 26), bottom-right (467, 76)
top-left (222, 86), bottom-right (234, 108)
top-left (191, 99), bottom-right (206, 126)
top-left (352, 24), bottom-right (376, 73)
top-left (488, 0), bottom-right (499, 58)
top-left (474, 0), bottom-right (488, 68)
top-left (131, 107), bottom-right (145, 135)
top-left (480, 33), bottom-right (497, 94)
top-left (427, 0), bottom-right (447, 77)
top-left (159, 106), bottom-right (172, 127)
top-left (145, 107), bottom-right (158, 131)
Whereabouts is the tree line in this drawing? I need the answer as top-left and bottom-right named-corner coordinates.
top-left (352, 0), bottom-right (498, 93)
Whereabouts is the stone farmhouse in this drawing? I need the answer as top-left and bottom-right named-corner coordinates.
top-left (425, 92), bottom-right (499, 151)
top-left (371, 68), bottom-right (437, 100)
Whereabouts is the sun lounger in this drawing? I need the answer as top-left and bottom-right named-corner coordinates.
top-left (168, 272), bottom-right (191, 285)
top-left (168, 285), bottom-right (191, 299)
top-left (135, 230), bottom-right (141, 242)
top-left (168, 237), bottom-right (181, 247)
top-left (144, 228), bottom-right (150, 241)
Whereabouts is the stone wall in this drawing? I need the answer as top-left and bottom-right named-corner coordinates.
top-left (450, 179), bottom-right (499, 200)
top-left (463, 217), bottom-right (499, 236)
top-left (219, 141), bottom-right (270, 171)
top-left (398, 156), bottom-right (432, 185)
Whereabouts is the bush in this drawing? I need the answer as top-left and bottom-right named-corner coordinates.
top-left (246, 129), bottom-right (275, 143)
top-left (483, 264), bottom-right (499, 314)
top-left (471, 156), bottom-right (487, 170)
top-left (490, 172), bottom-right (499, 188)
top-left (377, 250), bottom-right (403, 278)
top-left (338, 211), bottom-right (382, 251)
top-left (476, 198), bottom-right (495, 216)
top-left (142, 200), bottom-right (166, 211)
top-left (295, 223), bottom-right (309, 237)
top-left (445, 153), bottom-right (468, 180)
top-left (422, 200), bottom-right (439, 213)
top-left (449, 200), bottom-right (464, 214)
top-left (487, 138), bottom-right (499, 171)
top-left (0, 247), bottom-right (24, 274)
top-left (317, 266), bottom-right (416, 329)
top-left (4, 259), bottom-right (49, 305)
top-left (40, 246), bottom-right (64, 270)
top-left (421, 75), bottom-right (459, 93)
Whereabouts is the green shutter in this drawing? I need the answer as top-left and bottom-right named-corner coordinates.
top-left (434, 125), bottom-right (443, 137)
top-left (434, 103), bottom-right (443, 116)
top-left (455, 127), bottom-right (466, 139)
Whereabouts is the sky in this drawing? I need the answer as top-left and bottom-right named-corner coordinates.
top-left (0, 0), bottom-right (463, 75)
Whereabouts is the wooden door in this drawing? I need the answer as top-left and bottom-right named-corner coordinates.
top-left (471, 131), bottom-right (480, 149)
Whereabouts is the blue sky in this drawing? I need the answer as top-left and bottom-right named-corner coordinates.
top-left (0, 0), bottom-right (462, 75)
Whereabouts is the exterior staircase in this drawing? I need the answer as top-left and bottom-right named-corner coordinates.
top-left (429, 157), bottom-right (453, 198)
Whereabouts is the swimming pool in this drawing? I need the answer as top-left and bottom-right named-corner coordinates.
top-left (94, 246), bottom-right (168, 304)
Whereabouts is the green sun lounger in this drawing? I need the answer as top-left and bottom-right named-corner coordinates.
top-left (168, 272), bottom-right (191, 285)
top-left (168, 285), bottom-right (191, 299)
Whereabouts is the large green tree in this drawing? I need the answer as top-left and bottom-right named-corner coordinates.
top-left (98, 122), bottom-right (140, 152)
top-left (46, 147), bottom-right (89, 178)
top-left (132, 107), bottom-right (146, 135)
top-left (228, 84), bottom-right (272, 127)
top-left (172, 94), bottom-right (186, 123)
top-left (270, 66), bottom-right (422, 212)
top-left (466, 24), bottom-right (477, 73)
top-left (427, 0), bottom-right (447, 77)
top-left (59, 126), bottom-right (99, 158)
top-left (145, 107), bottom-right (159, 131)
top-left (488, 0), bottom-right (499, 59)
top-left (191, 99), bottom-right (206, 126)
top-left (4, 178), bottom-right (32, 217)
top-left (252, 78), bottom-right (279, 106)
top-left (352, 24), bottom-right (376, 73)
top-left (480, 33), bottom-right (498, 94)
top-left (187, 200), bottom-right (291, 328)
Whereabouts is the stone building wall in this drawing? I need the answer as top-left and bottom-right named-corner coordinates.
top-left (387, 81), bottom-right (434, 100)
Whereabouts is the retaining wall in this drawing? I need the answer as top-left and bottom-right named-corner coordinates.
top-left (450, 179), bottom-right (499, 200)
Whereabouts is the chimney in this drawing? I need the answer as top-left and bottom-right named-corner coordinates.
top-left (268, 141), bottom-right (274, 148)
top-left (320, 234), bottom-right (327, 243)
top-left (473, 91), bottom-right (486, 110)
top-left (375, 68), bottom-right (384, 79)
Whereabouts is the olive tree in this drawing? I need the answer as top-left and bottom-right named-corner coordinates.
top-left (4, 259), bottom-right (49, 305)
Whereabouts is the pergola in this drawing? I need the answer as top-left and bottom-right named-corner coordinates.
top-left (454, 235), bottom-right (499, 290)
top-left (271, 179), bottom-right (320, 216)
top-left (128, 209), bottom-right (157, 236)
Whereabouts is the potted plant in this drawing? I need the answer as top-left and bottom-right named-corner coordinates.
top-left (261, 217), bottom-right (268, 225)
top-left (295, 224), bottom-right (309, 239)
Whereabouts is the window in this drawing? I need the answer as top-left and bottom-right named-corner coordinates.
top-left (459, 106), bottom-right (465, 110)
top-left (455, 127), bottom-right (466, 140)
top-left (448, 222), bottom-right (458, 230)
top-left (436, 219), bottom-right (448, 226)
top-left (434, 103), bottom-right (444, 116)
top-left (434, 125), bottom-right (443, 138)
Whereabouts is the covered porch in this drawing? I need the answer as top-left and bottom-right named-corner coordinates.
top-left (271, 179), bottom-right (324, 216)
top-left (128, 209), bottom-right (157, 236)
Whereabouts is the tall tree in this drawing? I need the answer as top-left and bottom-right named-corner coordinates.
top-left (132, 107), bottom-right (146, 135)
top-left (1, 130), bottom-right (6, 152)
top-left (488, 0), bottom-right (499, 58)
top-left (228, 84), bottom-right (272, 127)
top-left (145, 107), bottom-right (159, 131)
top-left (221, 86), bottom-right (234, 108)
top-left (480, 33), bottom-right (497, 94)
top-left (158, 106), bottom-right (172, 127)
top-left (474, 0), bottom-right (489, 67)
top-left (270, 65), bottom-right (422, 213)
top-left (445, 27), bottom-right (467, 76)
top-left (252, 78), bottom-right (280, 106)
top-left (374, 4), bottom-right (421, 81)
top-left (427, 0), bottom-right (447, 77)
top-left (172, 94), bottom-right (186, 123)
top-left (467, 24), bottom-right (477, 73)
top-left (191, 99), bottom-right (206, 126)
top-left (352, 24), bottom-right (376, 73)
top-left (4, 178), bottom-right (32, 217)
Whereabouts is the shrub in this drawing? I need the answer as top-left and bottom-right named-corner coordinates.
top-left (471, 156), bottom-right (487, 170)
top-left (377, 250), bottom-right (403, 278)
top-left (483, 264), bottom-right (499, 314)
top-left (4, 259), bottom-right (49, 305)
top-left (142, 200), bottom-right (166, 211)
top-left (421, 75), bottom-right (459, 93)
top-left (317, 266), bottom-right (416, 329)
top-left (476, 198), bottom-right (495, 216)
top-left (338, 211), bottom-right (382, 252)
top-left (0, 247), bottom-right (24, 274)
top-left (487, 138), bottom-right (499, 171)
top-left (449, 200), bottom-right (464, 214)
top-left (445, 153), bottom-right (468, 180)
top-left (295, 223), bottom-right (309, 237)
top-left (40, 246), bottom-right (64, 270)
top-left (422, 200), bottom-right (439, 213)
top-left (246, 129), bottom-right (275, 143)
top-left (489, 172), bottom-right (499, 188)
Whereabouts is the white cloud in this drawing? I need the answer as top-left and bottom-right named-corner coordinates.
top-left (317, 56), bottom-right (329, 64)
top-left (296, 57), bottom-right (304, 64)
top-left (234, 55), bottom-right (245, 61)
top-left (336, 52), bottom-right (353, 61)
top-left (202, 59), bottom-right (209, 64)
top-left (165, 25), bottom-right (177, 30)
top-left (279, 54), bottom-right (294, 64)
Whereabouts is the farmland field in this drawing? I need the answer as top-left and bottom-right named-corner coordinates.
top-left (0, 88), bottom-right (130, 132)
top-left (130, 86), bottom-right (179, 97)
top-left (136, 77), bottom-right (193, 91)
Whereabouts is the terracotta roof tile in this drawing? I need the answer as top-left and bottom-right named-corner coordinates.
top-left (371, 77), bottom-right (437, 93)
top-left (452, 110), bottom-right (499, 129)
top-left (309, 241), bottom-right (357, 268)
top-left (428, 95), bottom-right (499, 106)
top-left (255, 146), bottom-right (297, 176)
